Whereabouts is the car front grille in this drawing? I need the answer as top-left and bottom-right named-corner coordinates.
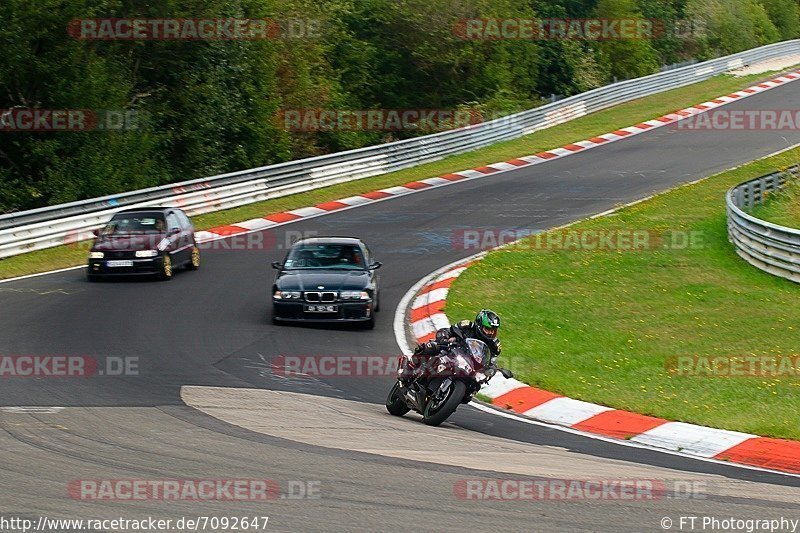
top-left (304, 291), bottom-right (337, 303)
top-left (104, 251), bottom-right (137, 259)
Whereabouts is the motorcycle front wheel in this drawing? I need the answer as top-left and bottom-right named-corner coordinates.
top-left (422, 380), bottom-right (466, 426)
top-left (385, 382), bottom-right (410, 416)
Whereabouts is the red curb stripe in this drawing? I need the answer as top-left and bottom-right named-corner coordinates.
top-left (361, 190), bottom-right (393, 200)
top-left (727, 93), bottom-right (741, 99)
top-left (588, 136), bottom-right (609, 143)
top-left (474, 166), bottom-right (501, 174)
top-left (757, 83), bottom-right (772, 88)
top-left (692, 105), bottom-right (709, 110)
top-left (714, 438), bottom-right (800, 474)
top-left (562, 144), bottom-right (585, 151)
top-left (265, 212), bottom-right (302, 223)
top-left (208, 224), bottom-right (248, 236)
top-left (772, 78), bottom-right (784, 83)
top-left (742, 88), bottom-right (757, 93)
top-left (572, 410), bottom-right (668, 440)
top-left (493, 386), bottom-right (561, 414)
top-left (315, 201), bottom-right (349, 211)
top-left (711, 99), bottom-right (726, 104)
top-left (612, 129), bottom-right (632, 136)
top-left (634, 122), bottom-right (653, 129)
top-left (410, 299), bottom-right (445, 323)
top-left (417, 331), bottom-right (436, 343)
top-left (506, 158), bottom-right (530, 166)
top-left (404, 181), bottom-right (433, 190)
top-left (440, 173), bottom-right (467, 181)
top-left (655, 116), bottom-right (674, 123)
top-left (535, 152), bottom-right (558, 159)
top-left (417, 277), bottom-right (456, 296)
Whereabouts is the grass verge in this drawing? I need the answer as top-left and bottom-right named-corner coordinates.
top-left (446, 147), bottom-right (800, 440)
top-left (750, 177), bottom-right (800, 228)
top-left (0, 69), bottom-right (794, 280)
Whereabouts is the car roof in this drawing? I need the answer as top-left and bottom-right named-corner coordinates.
top-left (114, 207), bottom-right (178, 215)
top-left (292, 236), bottom-right (364, 246)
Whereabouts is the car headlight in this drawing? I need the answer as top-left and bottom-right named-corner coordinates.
top-left (89, 252), bottom-right (104, 259)
top-left (135, 250), bottom-right (158, 258)
top-left (339, 290), bottom-right (370, 300)
top-left (273, 291), bottom-right (302, 300)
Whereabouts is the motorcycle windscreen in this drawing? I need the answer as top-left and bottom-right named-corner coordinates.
top-left (465, 338), bottom-right (491, 368)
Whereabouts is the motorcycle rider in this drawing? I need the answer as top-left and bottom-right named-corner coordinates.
top-left (400, 309), bottom-right (501, 383)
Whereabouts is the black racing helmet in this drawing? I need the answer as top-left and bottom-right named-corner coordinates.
top-left (474, 309), bottom-right (500, 344)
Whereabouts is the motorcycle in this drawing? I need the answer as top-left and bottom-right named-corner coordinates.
top-left (385, 338), bottom-right (513, 426)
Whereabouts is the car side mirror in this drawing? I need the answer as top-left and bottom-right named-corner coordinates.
top-left (271, 261), bottom-right (282, 270)
top-left (169, 228), bottom-right (180, 236)
top-left (499, 368), bottom-right (514, 379)
top-left (369, 261), bottom-right (382, 270)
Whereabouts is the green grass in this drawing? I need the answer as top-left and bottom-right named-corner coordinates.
top-left (750, 177), bottom-right (800, 228)
top-left (446, 148), bottom-right (800, 440)
top-left (0, 69), bottom-right (791, 280)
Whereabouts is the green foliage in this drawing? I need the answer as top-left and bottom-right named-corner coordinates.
top-left (595, 0), bottom-right (661, 80)
top-left (687, 0), bottom-right (781, 57)
top-left (0, 0), bottom-right (797, 212)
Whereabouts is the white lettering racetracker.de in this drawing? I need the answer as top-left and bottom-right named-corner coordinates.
top-left (0, 356), bottom-right (85, 376)
top-left (72, 479), bottom-right (279, 501)
top-left (278, 356), bottom-right (395, 377)
top-left (458, 479), bottom-right (661, 500)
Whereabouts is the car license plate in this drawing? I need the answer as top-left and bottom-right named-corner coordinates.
top-left (106, 260), bottom-right (133, 267)
top-left (304, 305), bottom-right (337, 313)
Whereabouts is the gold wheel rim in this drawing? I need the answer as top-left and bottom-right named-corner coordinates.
top-left (192, 247), bottom-right (200, 267)
top-left (163, 255), bottom-right (172, 277)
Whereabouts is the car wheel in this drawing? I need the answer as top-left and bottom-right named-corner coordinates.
top-left (158, 253), bottom-right (173, 281)
top-left (374, 291), bottom-right (380, 312)
top-left (187, 246), bottom-right (200, 270)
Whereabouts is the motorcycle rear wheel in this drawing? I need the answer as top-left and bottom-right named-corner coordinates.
top-left (385, 382), bottom-right (410, 416)
top-left (423, 381), bottom-right (466, 426)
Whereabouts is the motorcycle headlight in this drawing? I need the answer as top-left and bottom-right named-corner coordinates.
top-left (274, 291), bottom-right (301, 300)
top-left (339, 290), bottom-right (370, 300)
top-left (475, 372), bottom-right (487, 382)
top-left (135, 250), bottom-right (158, 258)
top-left (89, 252), bottom-right (104, 259)
top-left (456, 355), bottom-right (471, 370)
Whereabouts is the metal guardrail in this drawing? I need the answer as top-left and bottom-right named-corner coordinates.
top-left (2, 40), bottom-right (800, 258)
top-left (727, 165), bottom-right (800, 283)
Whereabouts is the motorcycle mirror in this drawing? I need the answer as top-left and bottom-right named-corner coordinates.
top-left (499, 368), bottom-right (514, 379)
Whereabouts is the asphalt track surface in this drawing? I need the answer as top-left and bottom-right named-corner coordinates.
top-left (2, 78), bottom-right (800, 531)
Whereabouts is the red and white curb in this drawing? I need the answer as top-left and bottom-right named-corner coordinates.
top-left (3, 68), bottom-right (797, 285)
top-left (189, 71), bottom-right (800, 246)
top-left (402, 249), bottom-right (800, 477)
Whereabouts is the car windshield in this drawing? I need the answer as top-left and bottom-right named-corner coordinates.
top-left (101, 213), bottom-right (166, 235)
top-left (284, 244), bottom-right (366, 270)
